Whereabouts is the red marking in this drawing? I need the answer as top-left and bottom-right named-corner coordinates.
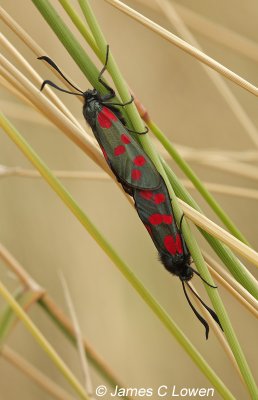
top-left (101, 146), bottom-right (108, 160)
top-left (131, 169), bottom-right (141, 180)
top-left (114, 145), bottom-right (125, 156)
top-left (121, 134), bottom-right (131, 144)
top-left (97, 107), bottom-right (117, 128)
top-left (133, 155), bottom-right (146, 167)
top-left (140, 191), bottom-right (153, 200)
top-left (154, 193), bottom-right (165, 204)
top-left (164, 235), bottom-right (177, 255)
top-left (176, 234), bottom-right (183, 254)
top-left (144, 224), bottom-right (152, 235)
top-left (162, 215), bottom-right (173, 224)
top-left (149, 214), bottom-right (163, 225)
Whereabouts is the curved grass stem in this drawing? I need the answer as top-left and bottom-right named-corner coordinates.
top-left (0, 279), bottom-right (89, 400)
top-left (1, 112), bottom-right (236, 400)
top-left (149, 120), bottom-right (249, 245)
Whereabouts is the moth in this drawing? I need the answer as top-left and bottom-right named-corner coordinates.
top-left (39, 47), bottom-right (222, 338)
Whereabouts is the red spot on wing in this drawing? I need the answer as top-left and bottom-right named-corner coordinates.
top-left (101, 146), bottom-right (108, 160)
top-left (164, 235), bottom-right (177, 255)
top-left (98, 107), bottom-right (117, 128)
top-left (131, 169), bottom-right (141, 181)
top-left (114, 145), bottom-right (126, 156)
top-left (149, 214), bottom-right (163, 225)
top-left (149, 214), bottom-right (173, 225)
top-left (154, 193), bottom-right (165, 204)
top-left (162, 215), bottom-right (173, 224)
top-left (121, 134), bottom-right (131, 144)
top-left (144, 224), bottom-right (152, 236)
top-left (140, 191), bottom-right (153, 200)
top-left (133, 155), bottom-right (146, 166)
top-left (176, 234), bottom-right (183, 254)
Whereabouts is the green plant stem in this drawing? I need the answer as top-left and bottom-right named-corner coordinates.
top-left (76, 0), bottom-right (221, 318)
top-left (148, 120), bottom-right (249, 245)
top-left (0, 288), bottom-right (25, 341)
top-left (77, 0), bottom-right (167, 172)
top-left (0, 241), bottom-right (130, 397)
top-left (38, 297), bottom-right (131, 399)
top-left (1, 112), bottom-right (236, 400)
top-left (60, 0), bottom-right (249, 250)
top-left (62, 6), bottom-right (258, 397)
top-left (32, 0), bottom-right (102, 92)
top-left (163, 162), bottom-right (258, 399)
top-left (58, 0), bottom-right (99, 56)
top-left (27, 2), bottom-right (257, 396)
top-left (29, 3), bottom-right (257, 395)
top-left (32, 0), bottom-right (130, 126)
top-left (32, 0), bottom-right (213, 308)
top-left (162, 161), bottom-right (258, 299)
top-left (0, 279), bottom-right (89, 400)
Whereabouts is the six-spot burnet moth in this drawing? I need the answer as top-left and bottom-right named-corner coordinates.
top-left (38, 46), bottom-right (223, 339)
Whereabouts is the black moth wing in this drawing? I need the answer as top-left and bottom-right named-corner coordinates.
top-left (133, 177), bottom-right (187, 263)
top-left (93, 105), bottom-right (161, 190)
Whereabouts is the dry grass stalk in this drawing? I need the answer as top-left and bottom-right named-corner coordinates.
top-left (105, 0), bottom-right (258, 97)
top-left (1, 346), bottom-right (76, 400)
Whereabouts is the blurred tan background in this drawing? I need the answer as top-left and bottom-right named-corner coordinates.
top-left (1, 0), bottom-right (258, 399)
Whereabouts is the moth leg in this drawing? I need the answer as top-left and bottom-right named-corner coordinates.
top-left (102, 95), bottom-right (134, 107)
top-left (179, 213), bottom-right (185, 233)
top-left (98, 45), bottom-right (117, 101)
top-left (126, 125), bottom-right (149, 135)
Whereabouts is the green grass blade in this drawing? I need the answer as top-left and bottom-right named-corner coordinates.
top-left (149, 120), bottom-right (249, 245)
top-left (32, 0), bottom-right (102, 92)
top-left (0, 279), bottom-right (89, 399)
top-left (162, 160), bottom-right (258, 299)
top-left (0, 288), bottom-right (25, 342)
top-left (58, 0), bottom-right (99, 55)
top-left (1, 112), bottom-right (237, 400)
top-left (27, 2), bottom-right (257, 396)
top-left (38, 298), bottom-right (131, 399)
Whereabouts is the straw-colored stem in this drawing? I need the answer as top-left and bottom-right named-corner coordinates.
top-left (1, 112), bottom-right (236, 399)
top-left (198, 160), bottom-right (258, 181)
top-left (162, 161), bottom-right (258, 301)
top-left (0, 243), bottom-right (41, 291)
top-left (204, 252), bottom-right (258, 313)
top-left (0, 242), bottom-right (132, 396)
top-left (76, 4), bottom-right (232, 349)
top-left (0, 33), bottom-right (84, 131)
top-left (157, 0), bottom-right (258, 148)
top-left (1, 346), bottom-right (76, 400)
top-left (2, 165), bottom-right (258, 200)
top-left (105, 0), bottom-right (258, 97)
top-left (60, 273), bottom-right (94, 396)
top-left (187, 283), bottom-right (244, 384)
top-left (0, 280), bottom-right (89, 399)
top-left (208, 265), bottom-right (258, 318)
top-left (137, 0), bottom-right (258, 63)
top-left (148, 120), bottom-right (249, 245)
top-left (0, 55), bottom-right (106, 171)
top-left (181, 180), bottom-right (258, 201)
top-left (178, 200), bottom-right (258, 266)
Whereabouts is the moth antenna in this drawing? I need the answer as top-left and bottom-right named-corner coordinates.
top-left (182, 281), bottom-right (209, 340)
top-left (38, 55), bottom-right (83, 94)
top-left (98, 44), bottom-right (110, 81)
top-left (190, 267), bottom-right (217, 288)
top-left (186, 282), bottom-right (224, 332)
top-left (40, 80), bottom-right (84, 97)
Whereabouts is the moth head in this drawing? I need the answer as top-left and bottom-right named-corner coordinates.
top-left (159, 253), bottom-right (193, 281)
